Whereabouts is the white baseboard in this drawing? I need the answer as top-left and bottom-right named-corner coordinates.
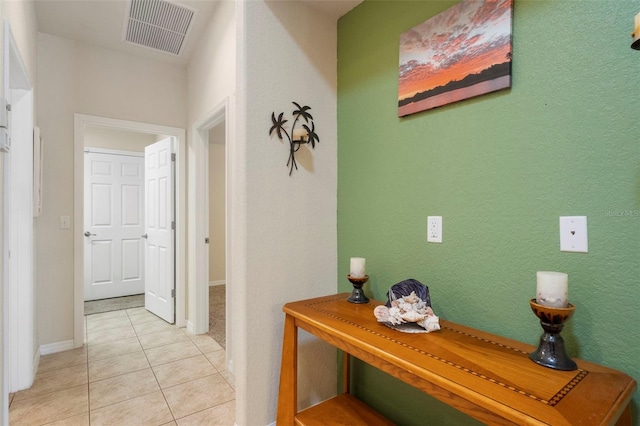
top-left (33, 347), bottom-right (41, 379)
top-left (186, 320), bottom-right (195, 335)
top-left (209, 280), bottom-right (226, 287)
top-left (40, 339), bottom-right (74, 355)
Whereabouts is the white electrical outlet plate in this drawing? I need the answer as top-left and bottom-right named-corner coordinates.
top-left (427, 216), bottom-right (442, 243)
top-left (559, 216), bottom-right (588, 253)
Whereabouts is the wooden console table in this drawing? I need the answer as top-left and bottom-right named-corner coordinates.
top-left (277, 293), bottom-right (636, 425)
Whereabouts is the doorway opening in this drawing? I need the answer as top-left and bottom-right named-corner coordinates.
top-left (73, 114), bottom-right (186, 349)
top-left (192, 97), bottom-right (234, 373)
top-left (206, 121), bottom-right (226, 348)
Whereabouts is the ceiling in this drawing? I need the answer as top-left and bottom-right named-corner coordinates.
top-left (35, 0), bottom-right (363, 67)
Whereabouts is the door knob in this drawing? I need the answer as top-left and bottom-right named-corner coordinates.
top-left (84, 231), bottom-right (96, 237)
top-left (141, 234), bottom-right (148, 239)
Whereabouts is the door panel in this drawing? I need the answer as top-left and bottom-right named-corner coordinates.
top-left (144, 138), bottom-right (175, 323)
top-left (84, 151), bottom-right (145, 301)
top-left (91, 241), bottom-right (112, 283)
top-left (122, 185), bottom-right (142, 225)
top-left (122, 239), bottom-right (143, 281)
top-left (91, 183), bottom-right (112, 226)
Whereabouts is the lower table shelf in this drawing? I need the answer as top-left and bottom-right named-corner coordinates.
top-left (294, 393), bottom-right (393, 426)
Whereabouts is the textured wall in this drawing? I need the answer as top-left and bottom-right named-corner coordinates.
top-left (236, 0), bottom-right (338, 423)
top-left (36, 33), bottom-right (187, 345)
top-left (338, 1), bottom-right (640, 424)
top-left (83, 126), bottom-right (156, 152)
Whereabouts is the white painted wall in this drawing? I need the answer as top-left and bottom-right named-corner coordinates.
top-left (208, 125), bottom-right (225, 283)
top-left (235, 1), bottom-right (338, 424)
top-left (36, 32), bottom-right (187, 345)
top-left (185, 0), bottom-right (235, 329)
top-left (84, 126), bottom-right (156, 153)
top-left (187, 0), bottom-right (236, 123)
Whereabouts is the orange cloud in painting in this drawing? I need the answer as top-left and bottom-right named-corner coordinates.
top-left (398, 0), bottom-right (512, 102)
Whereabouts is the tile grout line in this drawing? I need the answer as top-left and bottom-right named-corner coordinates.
top-left (85, 329), bottom-right (91, 426)
top-left (85, 311), bottom-right (170, 423)
top-left (15, 306), bottom-right (230, 425)
top-left (136, 313), bottom-right (179, 423)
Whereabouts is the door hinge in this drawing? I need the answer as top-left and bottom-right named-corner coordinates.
top-left (0, 98), bottom-right (10, 152)
top-left (205, 237), bottom-right (210, 244)
top-left (171, 289), bottom-right (175, 298)
top-left (171, 153), bottom-right (176, 162)
top-left (171, 221), bottom-right (175, 230)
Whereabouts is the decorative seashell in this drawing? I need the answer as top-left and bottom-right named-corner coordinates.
top-left (403, 292), bottom-right (420, 304)
top-left (373, 305), bottom-right (390, 322)
top-left (375, 279), bottom-right (440, 333)
top-left (400, 309), bottom-right (427, 323)
top-left (385, 279), bottom-right (431, 308)
top-left (420, 314), bottom-right (441, 332)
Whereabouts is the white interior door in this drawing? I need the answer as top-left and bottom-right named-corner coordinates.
top-left (144, 138), bottom-right (175, 323)
top-left (83, 150), bottom-right (145, 301)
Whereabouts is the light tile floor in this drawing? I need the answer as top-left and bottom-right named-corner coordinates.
top-left (9, 307), bottom-right (235, 425)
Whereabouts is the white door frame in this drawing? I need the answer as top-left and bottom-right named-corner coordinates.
top-left (73, 114), bottom-right (186, 348)
top-left (191, 96), bottom-right (234, 370)
top-left (2, 20), bottom-right (35, 423)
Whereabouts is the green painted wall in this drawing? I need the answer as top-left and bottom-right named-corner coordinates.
top-left (337, 1), bottom-right (640, 424)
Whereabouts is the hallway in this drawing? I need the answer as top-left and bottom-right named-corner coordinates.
top-left (8, 307), bottom-right (235, 425)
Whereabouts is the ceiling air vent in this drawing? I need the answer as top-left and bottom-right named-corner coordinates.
top-left (124, 0), bottom-right (196, 56)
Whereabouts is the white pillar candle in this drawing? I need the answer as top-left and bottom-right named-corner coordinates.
top-left (536, 271), bottom-right (568, 308)
top-left (350, 257), bottom-right (366, 278)
top-left (292, 128), bottom-right (308, 141)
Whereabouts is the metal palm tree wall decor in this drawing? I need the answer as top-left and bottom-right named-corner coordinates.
top-left (269, 102), bottom-right (320, 175)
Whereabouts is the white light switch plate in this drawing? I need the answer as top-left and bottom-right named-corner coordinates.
top-left (559, 216), bottom-right (588, 253)
top-left (60, 215), bottom-right (71, 230)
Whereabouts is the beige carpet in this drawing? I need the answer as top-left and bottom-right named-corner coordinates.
top-left (84, 294), bottom-right (144, 315)
top-left (208, 285), bottom-right (226, 348)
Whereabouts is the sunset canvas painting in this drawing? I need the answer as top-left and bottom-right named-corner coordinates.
top-left (398, 0), bottom-right (513, 117)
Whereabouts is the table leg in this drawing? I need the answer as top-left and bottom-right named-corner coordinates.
top-left (276, 314), bottom-right (298, 425)
top-left (343, 351), bottom-right (351, 394)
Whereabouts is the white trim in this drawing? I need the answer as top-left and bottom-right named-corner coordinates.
top-left (186, 320), bottom-right (195, 335)
top-left (32, 348), bottom-right (40, 378)
top-left (191, 96), bottom-right (236, 410)
top-left (209, 280), bottom-right (226, 287)
top-left (191, 97), bottom-right (230, 336)
top-left (74, 114), bottom-right (187, 349)
top-left (39, 340), bottom-right (74, 356)
top-left (83, 147), bottom-right (144, 157)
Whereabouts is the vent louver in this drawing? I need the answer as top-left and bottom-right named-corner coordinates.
top-left (124, 0), bottom-right (196, 56)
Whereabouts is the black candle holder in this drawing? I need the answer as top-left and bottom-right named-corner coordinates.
top-left (529, 299), bottom-right (577, 371)
top-left (347, 275), bottom-right (369, 304)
